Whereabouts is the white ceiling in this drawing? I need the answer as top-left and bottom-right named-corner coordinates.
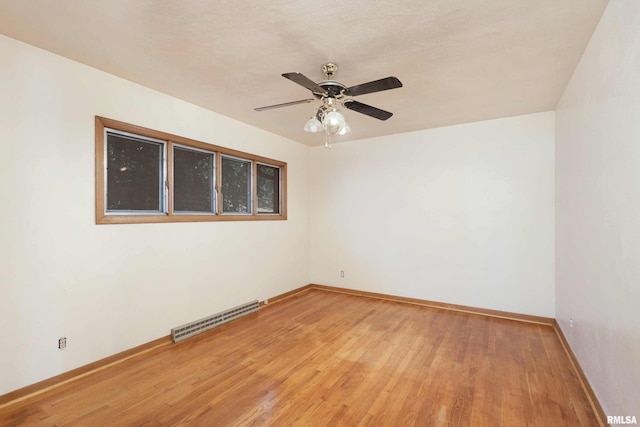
top-left (0, 1), bottom-right (608, 146)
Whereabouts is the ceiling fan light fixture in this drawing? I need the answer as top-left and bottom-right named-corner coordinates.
top-left (323, 110), bottom-right (346, 136)
top-left (304, 116), bottom-right (323, 133)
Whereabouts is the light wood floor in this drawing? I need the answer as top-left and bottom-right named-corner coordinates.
top-left (0, 289), bottom-right (599, 426)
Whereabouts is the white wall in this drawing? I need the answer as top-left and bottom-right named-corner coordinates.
top-left (555, 1), bottom-right (640, 418)
top-left (310, 112), bottom-right (555, 317)
top-left (0, 35), bottom-right (310, 395)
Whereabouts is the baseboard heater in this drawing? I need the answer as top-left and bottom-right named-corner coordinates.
top-left (171, 300), bottom-right (259, 343)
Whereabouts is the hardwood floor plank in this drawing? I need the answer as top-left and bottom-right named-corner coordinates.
top-left (0, 289), bottom-right (599, 426)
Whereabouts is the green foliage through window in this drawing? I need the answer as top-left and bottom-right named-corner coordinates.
top-left (257, 164), bottom-right (280, 214)
top-left (174, 146), bottom-right (215, 213)
top-left (106, 133), bottom-right (163, 212)
top-left (222, 156), bottom-right (251, 214)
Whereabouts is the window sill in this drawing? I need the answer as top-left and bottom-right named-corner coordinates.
top-left (96, 213), bottom-right (287, 225)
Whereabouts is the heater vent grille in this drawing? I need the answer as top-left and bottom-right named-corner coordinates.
top-left (171, 300), bottom-right (259, 342)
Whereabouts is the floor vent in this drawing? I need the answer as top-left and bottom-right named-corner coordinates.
top-left (171, 300), bottom-right (259, 343)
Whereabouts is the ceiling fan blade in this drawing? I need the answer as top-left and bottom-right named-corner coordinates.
top-left (254, 99), bottom-right (315, 111)
top-left (344, 76), bottom-right (403, 97)
top-left (282, 72), bottom-right (328, 96)
top-left (343, 100), bottom-right (393, 121)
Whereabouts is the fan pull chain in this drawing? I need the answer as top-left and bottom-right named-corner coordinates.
top-left (324, 133), bottom-right (332, 149)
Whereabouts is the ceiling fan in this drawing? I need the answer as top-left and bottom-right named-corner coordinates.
top-left (255, 63), bottom-right (402, 143)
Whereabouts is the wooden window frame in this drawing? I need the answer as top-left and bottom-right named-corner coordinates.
top-left (95, 116), bottom-right (287, 224)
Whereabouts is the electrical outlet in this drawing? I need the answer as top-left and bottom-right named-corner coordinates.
top-left (340, 270), bottom-right (345, 278)
top-left (569, 318), bottom-right (574, 328)
top-left (58, 337), bottom-right (67, 350)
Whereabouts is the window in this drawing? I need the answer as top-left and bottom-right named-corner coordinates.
top-left (257, 163), bottom-right (281, 214)
top-left (95, 116), bottom-right (286, 224)
top-left (173, 146), bottom-right (216, 214)
top-left (222, 155), bottom-right (252, 214)
top-left (105, 131), bottom-right (166, 213)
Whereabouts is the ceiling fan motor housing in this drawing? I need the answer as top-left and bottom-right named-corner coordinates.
top-left (315, 63), bottom-right (345, 99)
top-left (315, 80), bottom-right (346, 99)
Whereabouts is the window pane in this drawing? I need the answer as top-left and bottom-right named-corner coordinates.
top-left (106, 133), bottom-right (163, 211)
top-left (257, 164), bottom-right (280, 214)
top-left (222, 156), bottom-right (251, 214)
top-left (174, 147), bottom-right (215, 213)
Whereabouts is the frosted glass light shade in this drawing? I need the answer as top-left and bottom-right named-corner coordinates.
top-left (304, 117), bottom-right (323, 133)
top-left (323, 110), bottom-right (345, 135)
top-left (338, 121), bottom-right (351, 135)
